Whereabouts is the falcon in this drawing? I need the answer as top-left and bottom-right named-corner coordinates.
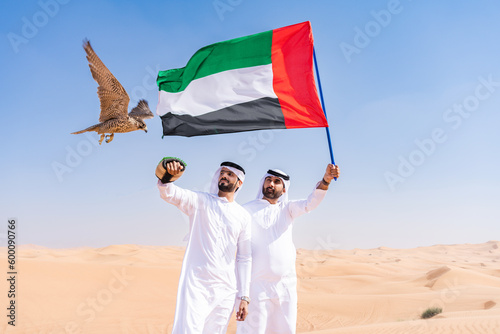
top-left (72, 39), bottom-right (154, 144)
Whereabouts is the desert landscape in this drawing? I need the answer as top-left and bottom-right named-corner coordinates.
top-left (1, 241), bottom-right (499, 333)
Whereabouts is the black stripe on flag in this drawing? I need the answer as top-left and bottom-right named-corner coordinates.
top-left (160, 97), bottom-right (286, 137)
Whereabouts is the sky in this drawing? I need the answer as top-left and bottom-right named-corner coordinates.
top-left (1, 0), bottom-right (499, 250)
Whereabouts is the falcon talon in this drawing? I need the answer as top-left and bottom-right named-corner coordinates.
top-left (105, 134), bottom-right (114, 143)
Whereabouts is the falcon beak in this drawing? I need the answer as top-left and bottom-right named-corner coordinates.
top-left (145, 129), bottom-right (148, 133)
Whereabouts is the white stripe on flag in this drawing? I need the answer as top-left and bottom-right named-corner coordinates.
top-left (157, 64), bottom-right (277, 117)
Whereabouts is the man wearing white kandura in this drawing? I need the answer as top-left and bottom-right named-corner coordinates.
top-left (158, 161), bottom-right (252, 333)
top-left (236, 164), bottom-right (340, 334)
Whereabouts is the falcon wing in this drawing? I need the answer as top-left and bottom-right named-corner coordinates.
top-left (129, 99), bottom-right (154, 121)
top-left (83, 39), bottom-right (130, 122)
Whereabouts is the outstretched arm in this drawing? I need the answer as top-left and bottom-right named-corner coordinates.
top-left (157, 161), bottom-right (198, 216)
top-left (288, 164), bottom-right (340, 219)
top-left (317, 164), bottom-right (340, 190)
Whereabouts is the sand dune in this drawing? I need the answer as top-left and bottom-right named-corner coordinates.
top-left (1, 241), bottom-right (499, 333)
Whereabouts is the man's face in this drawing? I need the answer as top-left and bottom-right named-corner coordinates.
top-left (262, 176), bottom-right (285, 200)
top-left (218, 167), bottom-right (240, 193)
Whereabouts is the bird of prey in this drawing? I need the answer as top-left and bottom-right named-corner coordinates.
top-left (72, 39), bottom-right (154, 144)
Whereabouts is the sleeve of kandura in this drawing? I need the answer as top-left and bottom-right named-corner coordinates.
top-left (157, 180), bottom-right (198, 216)
top-left (236, 212), bottom-right (252, 298)
top-left (287, 184), bottom-right (328, 220)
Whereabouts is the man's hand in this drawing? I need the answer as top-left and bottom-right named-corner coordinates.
top-left (317, 164), bottom-right (340, 190)
top-left (236, 300), bottom-right (248, 321)
top-left (156, 157), bottom-right (186, 184)
top-left (166, 161), bottom-right (183, 176)
top-left (324, 164), bottom-right (340, 183)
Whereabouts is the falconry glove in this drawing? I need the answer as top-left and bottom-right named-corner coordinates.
top-left (156, 157), bottom-right (187, 184)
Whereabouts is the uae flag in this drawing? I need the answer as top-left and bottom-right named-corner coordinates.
top-left (156, 21), bottom-right (328, 137)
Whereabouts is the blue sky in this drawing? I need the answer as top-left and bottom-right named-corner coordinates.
top-left (1, 0), bottom-right (499, 250)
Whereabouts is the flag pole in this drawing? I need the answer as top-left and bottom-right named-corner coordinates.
top-left (313, 47), bottom-right (337, 180)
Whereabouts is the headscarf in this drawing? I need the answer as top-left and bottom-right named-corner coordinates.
top-left (210, 161), bottom-right (246, 198)
top-left (255, 169), bottom-right (290, 203)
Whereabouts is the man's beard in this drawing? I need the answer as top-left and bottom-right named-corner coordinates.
top-left (262, 185), bottom-right (283, 200)
top-left (218, 178), bottom-right (238, 193)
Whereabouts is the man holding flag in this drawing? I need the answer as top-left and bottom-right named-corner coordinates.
top-left (155, 21), bottom-right (338, 332)
top-left (237, 164), bottom-right (340, 333)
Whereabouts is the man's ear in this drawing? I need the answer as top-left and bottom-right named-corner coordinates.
top-left (234, 179), bottom-right (244, 192)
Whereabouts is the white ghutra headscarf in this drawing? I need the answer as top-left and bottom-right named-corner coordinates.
top-left (210, 161), bottom-right (246, 199)
top-left (255, 169), bottom-right (290, 203)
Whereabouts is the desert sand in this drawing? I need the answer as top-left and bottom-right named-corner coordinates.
top-left (1, 241), bottom-right (499, 333)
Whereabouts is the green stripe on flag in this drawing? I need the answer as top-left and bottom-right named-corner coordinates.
top-left (157, 30), bottom-right (273, 93)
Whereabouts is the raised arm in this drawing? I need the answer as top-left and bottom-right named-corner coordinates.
top-left (157, 160), bottom-right (198, 216)
top-left (316, 164), bottom-right (340, 190)
top-left (288, 164), bottom-right (340, 219)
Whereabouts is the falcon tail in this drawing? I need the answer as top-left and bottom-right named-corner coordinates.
top-left (71, 123), bottom-right (100, 134)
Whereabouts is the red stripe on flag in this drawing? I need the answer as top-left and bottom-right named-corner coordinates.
top-left (271, 21), bottom-right (328, 129)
